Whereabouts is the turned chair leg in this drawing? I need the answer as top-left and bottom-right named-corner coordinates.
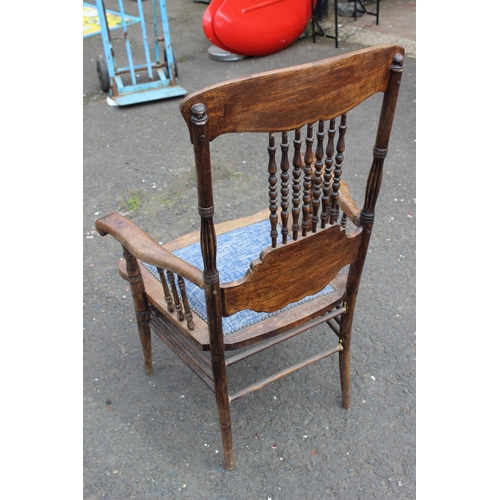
top-left (122, 246), bottom-right (153, 375)
top-left (338, 303), bottom-right (355, 410)
top-left (215, 386), bottom-right (234, 470)
top-left (338, 335), bottom-right (351, 409)
top-left (136, 316), bottom-right (153, 375)
top-left (211, 353), bottom-right (234, 469)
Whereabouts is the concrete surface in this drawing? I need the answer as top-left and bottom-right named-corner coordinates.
top-left (83, 1), bottom-right (416, 498)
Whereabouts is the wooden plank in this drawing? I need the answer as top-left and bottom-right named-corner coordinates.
top-left (180, 45), bottom-right (404, 141)
top-left (221, 224), bottom-right (361, 315)
top-left (150, 315), bottom-right (215, 392)
top-left (229, 345), bottom-right (343, 403)
top-left (225, 306), bottom-right (345, 366)
top-left (223, 271), bottom-right (346, 349)
top-left (151, 313), bottom-right (212, 371)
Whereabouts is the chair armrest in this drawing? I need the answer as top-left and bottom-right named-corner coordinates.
top-left (337, 180), bottom-right (361, 226)
top-left (95, 212), bottom-right (204, 288)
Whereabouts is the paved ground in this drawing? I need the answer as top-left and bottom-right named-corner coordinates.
top-left (83, 1), bottom-right (416, 498)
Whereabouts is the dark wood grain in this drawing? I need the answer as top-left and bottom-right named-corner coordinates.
top-left (221, 224), bottom-right (362, 315)
top-left (180, 45), bottom-right (404, 140)
top-left (96, 212), bottom-right (203, 287)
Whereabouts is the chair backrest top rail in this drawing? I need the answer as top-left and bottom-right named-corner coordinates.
top-left (180, 45), bottom-right (404, 141)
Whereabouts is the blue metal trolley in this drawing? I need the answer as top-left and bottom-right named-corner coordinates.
top-left (94, 0), bottom-right (187, 106)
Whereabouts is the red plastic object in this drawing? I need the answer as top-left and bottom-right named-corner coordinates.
top-left (202, 0), bottom-right (316, 57)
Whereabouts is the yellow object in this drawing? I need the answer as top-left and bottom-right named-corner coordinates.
top-left (83, 3), bottom-right (139, 38)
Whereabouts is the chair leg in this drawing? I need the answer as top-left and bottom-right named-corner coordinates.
top-left (338, 304), bottom-right (354, 409)
top-left (214, 378), bottom-right (234, 470)
top-left (338, 334), bottom-right (351, 409)
top-left (122, 247), bottom-right (153, 375)
top-left (210, 344), bottom-right (234, 469)
top-left (136, 317), bottom-right (153, 376)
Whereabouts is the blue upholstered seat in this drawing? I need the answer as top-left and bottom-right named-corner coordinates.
top-left (142, 219), bottom-right (336, 335)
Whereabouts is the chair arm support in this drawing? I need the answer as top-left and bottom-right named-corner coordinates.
top-left (337, 180), bottom-right (361, 226)
top-left (95, 212), bottom-right (204, 288)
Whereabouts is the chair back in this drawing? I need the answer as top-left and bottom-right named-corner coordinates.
top-left (179, 45), bottom-right (404, 324)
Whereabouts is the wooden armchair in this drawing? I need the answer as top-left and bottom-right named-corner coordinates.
top-left (95, 45), bottom-right (404, 470)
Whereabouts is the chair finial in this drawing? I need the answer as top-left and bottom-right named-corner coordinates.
top-left (392, 53), bottom-right (404, 71)
top-left (191, 103), bottom-right (208, 125)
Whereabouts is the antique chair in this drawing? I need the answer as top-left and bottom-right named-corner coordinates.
top-left (95, 44), bottom-right (404, 470)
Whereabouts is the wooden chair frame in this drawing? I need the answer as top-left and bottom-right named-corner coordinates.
top-left (96, 45), bottom-right (404, 470)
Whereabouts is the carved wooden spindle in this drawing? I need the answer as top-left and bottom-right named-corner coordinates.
top-left (291, 128), bottom-right (302, 240)
top-left (311, 120), bottom-right (325, 233)
top-left (157, 267), bottom-right (175, 313)
top-left (280, 131), bottom-right (290, 244)
top-left (341, 212), bottom-right (348, 229)
top-left (321, 118), bottom-right (335, 228)
top-left (302, 123), bottom-right (314, 236)
top-left (330, 113), bottom-right (347, 225)
top-left (166, 269), bottom-right (184, 321)
top-left (268, 133), bottom-right (278, 248)
top-left (177, 276), bottom-right (195, 330)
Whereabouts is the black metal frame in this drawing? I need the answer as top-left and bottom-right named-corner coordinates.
top-left (311, 0), bottom-right (339, 48)
top-left (352, 0), bottom-right (380, 25)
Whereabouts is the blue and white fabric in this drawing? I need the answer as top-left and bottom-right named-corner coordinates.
top-left (141, 219), bottom-right (336, 335)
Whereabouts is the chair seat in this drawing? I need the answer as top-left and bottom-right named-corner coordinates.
top-left (119, 210), bottom-right (347, 350)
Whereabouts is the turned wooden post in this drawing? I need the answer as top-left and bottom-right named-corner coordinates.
top-left (122, 246), bottom-right (153, 375)
top-left (268, 133), bottom-right (278, 248)
top-left (166, 269), bottom-right (184, 321)
top-left (321, 118), bottom-right (335, 229)
top-left (292, 128), bottom-right (302, 240)
top-left (302, 124), bottom-right (314, 236)
top-left (177, 276), bottom-right (195, 330)
top-left (190, 103), bottom-right (234, 470)
top-left (312, 120), bottom-right (325, 232)
top-left (330, 114), bottom-right (347, 225)
top-left (339, 53), bottom-right (404, 409)
top-left (157, 267), bottom-right (175, 313)
top-left (280, 131), bottom-right (290, 244)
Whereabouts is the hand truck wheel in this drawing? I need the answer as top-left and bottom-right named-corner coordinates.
top-left (96, 59), bottom-right (110, 92)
